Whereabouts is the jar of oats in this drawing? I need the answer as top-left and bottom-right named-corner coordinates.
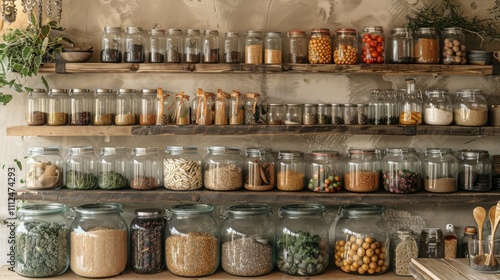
top-left (453, 89), bottom-right (488, 126)
top-left (309, 28), bottom-right (332, 64)
top-left (115, 88), bottom-right (138, 125)
top-left (344, 149), bottom-right (380, 192)
top-left (204, 146), bottom-right (243, 191)
top-left (277, 150), bottom-right (305, 191)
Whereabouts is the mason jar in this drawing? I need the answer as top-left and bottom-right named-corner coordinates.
top-left (172, 91), bottom-right (191, 125)
top-left (423, 148), bottom-right (458, 193)
top-left (288, 30), bottom-right (308, 63)
top-left (69, 88), bottom-right (92, 125)
top-left (317, 104), bottom-right (332, 124)
top-left (244, 148), bottom-right (275, 191)
top-left (309, 28), bottom-right (332, 64)
top-left (192, 89), bottom-right (213, 125)
top-left (454, 89), bottom-right (488, 126)
top-left (115, 88), bottom-right (138, 125)
top-left (267, 103), bottom-right (284, 125)
top-left (184, 29), bottom-right (201, 63)
top-left (244, 92), bottom-right (262, 124)
top-left (277, 150), bottom-right (305, 191)
top-left (224, 32), bottom-right (241, 63)
top-left (147, 28), bottom-right (165, 63)
top-left (307, 150), bottom-right (343, 193)
top-left (93, 88), bottom-right (115, 125)
top-left (415, 27), bottom-right (439, 64)
top-left (264, 32), bottom-right (282, 64)
top-left (100, 26), bottom-right (122, 63)
top-left (204, 146), bottom-right (243, 191)
top-left (16, 203), bottom-right (69, 277)
top-left (165, 28), bottom-right (183, 63)
top-left (442, 27), bottom-right (467, 65)
top-left (303, 103), bottom-right (318, 125)
top-left (26, 147), bottom-right (64, 190)
top-left (139, 88), bottom-right (157, 125)
top-left (98, 147), bottom-right (129, 190)
top-left (331, 103), bottom-right (344, 124)
top-left (47, 88), bottom-right (69, 126)
top-left (163, 146), bottom-right (203, 190)
top-left (27, 88), bottom-right (47, 125)
top-left (124, 26), bottom-right (145, 63)
top-left (424, 90), bottom-right (453, 125)
top-left (344, 149), bottom-right (380, 192)
top-left (382, 148), bottom-right (422, 193)
top-left (66, 146), bottom-right (98, 190)
top-left (245, 30), bottom-right (263, 64)
top-left (155, 89), bottom-right (170, 125)
top-left (361, 26), bottom-right (384, 64)
top-left (333, 28), bottom-right (357, 64)
top-left (202, 29), bottom-right (220, 63)
top-left (130, 147), bottom-right (161, 190)
top-left (458, 149), bottom-right (492, 191)
top-left (285, 103), bottom-right (302, 124)
top-left (393, 229), bottom-right (418, 276)
top-left (389, 28), bottom-right (414, 63)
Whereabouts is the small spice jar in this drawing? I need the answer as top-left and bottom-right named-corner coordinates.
top-left (382, 148), bottom-right (422, 193)
top-left (220, 204), bottom-right (275, 276)
top-left (267, 103), bottom-right (284, 125)
top-left (423, 148), bottom-right (458, 193)
top-left (98, 147), bottom-right (129, 190)
top-left (100, 26), bottom-right (122, 63)
top-left (214, 89), bottom-right (230, 125)
top-left (139, 88), bottom-right (157, 125)
top-left (15, 203), bottom-right (69, 277)
top-left (357, 103), bottom-right (369, 124)
top-left (307, 150), bottom-right (343, 193)
top-left (303, 103), bottom-right (318, 125)
top-left (202, 29), bottom-right (220, 63)
top-left (309, 28), bottom-right (332, 64)
top-left (204, 146), bottom-right (243, 191)
top-left (147, 28), bottom-right (166, 63)
top-left (165, 28), bottom-right (183, 63)
top-left (165, 204), bottom-right (219, 277)
top-left (26, 88), bottom-right (47, 125)
top-left (115, 88), bottom-right (138, 125)
top-left (172, 91), bottom-right (191, 125)
top-left (264, 32), bottom-right (282, 64)
top-left (285, 103), bottom-right (302, 124)
top-left (26, 147), bottom-right (64, 190)
top-left (419, 228), bottom-right (444, 258)
top-left (415, 27), bottom-right (439, 64)
top-left (424, 90), bottom-right (453, 125)
top-left (385, 89), bottom-right (400, 125)
top-left (93, 88), bottom-right (115, 125)
top-left (317, 104), bottom-right (332, 124)
top-left (244, 92), bottom-right (262, 124)
top-left (344, 149), bottom-right (380, 192)
top-left (244, 148), bottom-right (275, 191)
top-left (124, 26), bottom-right (145, 63)
top-left (229, 90), bottom-right (245, 124)
top-left (334, 28), bottom-right (358, 64)
top-left (368, 89), bottom-right (386, 125)
top-left (192, 89), bottom-right (213, 125)
top-left (70, 203), bottom-right (128, 278)
top-left (155, 89), bottom-right (169, 125)
top-left (277, 150), bottom-right (305, 191)
top-left (361, 26), bottom-right (384, 64)
top-left (163, 146), bottom-right (203, 190)
top-left (130, 147), bottom-right (161, 190)
top-left (400, 78), bottom-right (423, 125)
top-left (442, 27), bottom-right (467, 65)
top-left (184, 29), bottom-right (201, 63)
top-left (287, 30), bottom-right (308, 63)
top-left (69, 88), bottom-right (92, 125)
top-left (457, 149), bottom-right (492, 191)
top-left (388, 28), bottom-right (414, 63)
top-left (66, 146), bottom-right (98, 190)
top-left (245, 30), bottom-right (263, 64)
top-left (331, 103), bottom-right (344, 124)
top-left (47, 88), bottom-right (69, 126)
top-left (224, 32), bottom-right (241, 63)
top-left (130, 208), bottom-right (165, 274)
top-left (392, 229), bottom-right (418, 276)
top-left (343, 103), bottom-right (357, 125)
top-left (454, 89), bottom-right (488, 126)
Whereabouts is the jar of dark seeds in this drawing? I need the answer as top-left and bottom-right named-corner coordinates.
top-left (184, 29), bottom-right (201, 63)
top-left (244, 148), bottom-right (275, 191)
top-left (130, 147), bottom-right (161, 190)
top-left (393, 229), bottom-right (418, 276)
top-left (147, 29), bottom-right (165, 63)
top-left (317, 104), bottom-right (331, 124)
top-left (224, 32), bottom-right (241, 63)
top-left (220, 204), bottom-right (275, 276)
top-left (357, 103), bottom-right (368, 125)
top-left (303, 103), bottom-right (317, 125)
top-left (93, 89), bottom-right (115, 125)
top-left (47, 88), bottom-right (69, 125)
top-left (100, 26), bottom-right (122, 63)
top-left (331, 103), bottom-right (344, 124)
top-left (69, 88), bottom-right (92, 125)
top-left (163, 146), bottom-right (203, 190)
top-left (457, 149), bottom-right (492, 191)
top-left (124, 27), bottom-right (145, 63)
top-left (204, 146), bottom-right (243, 191)
top-left (66, 146), bottom-right (98, 190)
top-left (98, 147), bottom-right (129, 190)
top-left (277, 150), bottom-right (305, 191)
top-left (27, 88), bottom-right (47, 125)
top-left (202, 30), bottom-right (220, 63)
top-left (166, 28), bottom-right (182, 63)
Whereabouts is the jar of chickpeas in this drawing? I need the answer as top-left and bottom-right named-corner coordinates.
top-left (334, 28), bottom-right (358, 65)
top-left (308, 28), bottom-right (332, 64)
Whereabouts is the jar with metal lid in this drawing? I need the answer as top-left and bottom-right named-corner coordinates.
top-left (47, 88), bottom-right (69, 126)
top-left (93, 88), bottom-right (115, 125)
top-left (192, 88), bottom-right (213, 125)
top-left (27, 88), bottom-right (47, 125)
top-left (115, 88), bottom-right (138, 125)
top-left (277, 204), bottom-right (329, 275)
top-left (382, 148), bottom-right (422, 193)
top-left (285, 103), bottom-right (302, 124)
top-left (172, 91), bottom-right (190, 125)
top-left (344, 149), bottom-right (380, 192)
top-left (66, 146), bottom-right (98, 190)
top-left (224, 32), bottom-right (241, 63)
top-left (267, 103), bottom-right (284, 125)
top-left (361, 26), bottom-right (384, 63)
top-left (26, 147), bottom-right (64, 190)
top-left (244, 148), bottom-right (275, 191)
top-left (277, 150), bottom-right (305, 191)
top-left (245, 30), bottom-right (263, 64)
top-left (368, 89), bottom-right (386, 125)
top-left (423, 148), bottom-right (458, 193)
top-left (385, 89), bottom-right (400, 125)
top-left (204, 146), bottom-right (243, 191)
top-left (229, 90), bottom-right (244, 124)
top-left (357, 103), bottom-right (368, 124)
top-left (415, 27), bottom-right (439, 64)
top-left (130, 147), bottom-right (161, 190)
top-left (334, 28), bottom-right (358, 64)
top-left (139, 88), bottom-right (157, 125)
top-left (100, 26), bottom-right (122, 63)
top-left (130, 208), bottom-right (165, 274)
top-left (147, 29), bottom-right (165, 63)
top-left (155, 89), bottom-right (169, 125)
top-left (264, 32), bottom-right (282, 64)
top-left (388, 28), bottom-right (414, 63)
top-left (202, 29), bottom-right (219, 63)
top-left (124, 26), bottom-right (145, 63)
top-left (220, 204), bottom-right (275, 276)
top-left (184, 29), bottom-right (201, 63)
top-left (165, 28), bottom-right (182, 63)
top-left (392, 229), bottom-right (418, 276)
top-left (69, 88), bottom-right (92, 125)
top-left (214, 89), bottom-right (230, 125)
top-left (331, 103), bottom-right (344, 124)
top-left (244, 92), bottom-right (262, 124)
top-left (442, 27), bottom-right (467, 65)
top-left (165, 204), bottom-right (219, 277)
top-left (419, 228), bottom-right (444, 258)
top-left (16, 203), bottom-right (69, 277)
top-left (70, 203), bottom-right (128, 278)
top-left (332, 204), bottom-right (390, 275)
top-left (343, 103), bottom-right (357, 124)
top-left (454, 89), bottom-right (488, 126)
top-left (307, 150), bottom-right (343, 193)
top-left (400, 78), bottom-right (423, 125)
top-left (317, 104), bottom-right (331, 124)
top-left (288, 30), bottom-right (308, 63)
top-left (424, 90), bottom-right (453, 125)
top-left (98, 147), bottom-right (129, 190)
top-left (309, 28), bottom-right (332, 64)
top-left (303, 103), bottom-right (317, 125)
top-left (458, 149), bottom-right (492, 191)
top-left (163, 146), bottom-right (203, 190)
top-left (461, 226), bottom-right (477, 258)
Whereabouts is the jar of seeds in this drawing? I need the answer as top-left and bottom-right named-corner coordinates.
top-left (214, 89), bottom-right (230, 125)
top-left (303, 103), bottom-right (317, 125)
top-left (277, 150), bottom-right (305, 191)
top-left (147, 29), bottom-right (165, 63)
top-left (100, 26), bottom-right (122, 63)
top-left (244, 148), bottom-right (275, 191)
top-left (93, 89), bottom-right (115, 125)
top-left (392, 229), bottom-right (418, 276)
top-left (155, 88), bottom-right (170, 125)
top-left (115, 88), bottom-right (138, 125)
top-left (26, 147), bottom-right (64, 190)
top-left (331, 103), bottom-right (344, 124)
top-left (204, 146), bottom-right (243, 191)
top-left (245, 30), bottom-right (263, 64)
top-left (66, 146), bottom-right (98, 190)
top-left (307, 150), bottom-right (343, 193)
top-left (343, 103), bottom-right (357, 125)
top-left (27, 88), bottom-right (47, 125)
top-left (98, 147), bottom-right (129, 190)
top-left (357, 103), bottom-right (369, 125)
top-left (124, 27), bottom-right (145, 63)
top-left (344, 149), bottom-right (380, 193)
top-left (229, 90), bottom-right (245, 125)
top-left (165, 28), bottom-right (182, 63)
top-left (163, 146), bottom-right (203, 190)
top-left (264, 32), bottom-right (282, 64)
top-left (130, 147), bottom-right (161, 190)
top-left (47, 88), bottom-right (69, 126)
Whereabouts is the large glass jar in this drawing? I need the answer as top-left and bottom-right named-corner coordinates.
top-left (392, 229), bottom-right (418, 276)
top-left (47, 88), bottom-right (69, 126)
top-left (458, 149), bottom-right (492, 191)
top-left (139, 88), bottom-right (157, 125)
top-left (400, 78), bottom-right (423, 125)
top-left (424, 90), bottom-right (453, 125)
top-left (276, 204), bottom-right (329, 275)
top-left (93, 88), bottom-right (115, 125)
top-left (124, 26), bottom-right (145, 63)
top-left (155, 89), bottom-right (169, 125)
top-left (442, 27), bottom-right (467, 65)
top-left (147, 28), bottom-right (165, 63)
top-left (193, 89), bottom-right (213, 125)
top-left (287, 30), bottom-right (308, 63)
top-left (98, 147), bottom-right (129, 190)
top-left (277, 150), bottom-right (305, 191)
top-left (332, 204), bottom-right (390, 275)
top-left (244, 148), bottom-right (275, 191)
top-left (229, 90), bottom-right (245, 125)
top-left (309, 28), bottom-right (332, 64)
top-left (165, 28), bottom-right (182, 63)
top-left (388, 28), bottom-right (414, 63)
top-left (267, 103), bottom-right (284, 125)
top-left (214, 89), bottom-right (230, 125)
top-left (204, 146), bottom-right (243, 191)
top-left (224, 32), bottom-right (241, 63)
top-left (423, 148), bottom-right (458, 193)
top-left (100, 26), bottom-right (122, 63)
top-left (16, 203), bottom-right (69, 277)
top-left (220, 204), bottom-right (275, 276)
top-left (66, 146), bottom-right (98, 190)
top-left (264, 32), bottom-right (282, 64)
top-left (244, 92), bottom-right (262, 124)
top-left (69, 88), bottom-right (92, 125)
top-left (454, 89), bottom-right (488, 126)
top-left (70, 203), bottom-right (128, 278)
top-left (382, 148), bottom-right (422, 193)
top-left (361, 26), bottom-right (384, 64)
top-left (415, 27), bottom-right (439, 64)
top-left (115, 88), bottom-right (138, 125)
top-left (419, 228), bottom-right (444, 258)
top-left (163, 146), bottom-right (203, 190)
top-left (172, 91), bottom-right (190, 125)
top-left (165, 204), bottom-right (219, 277)
top-left (26, 147), bottom-right (64, 190)
top-left (27, 88), bottom-right (47, 125)
top-left (334, 28), bottom-right (358, 65)
top-left (285, 103), bottom-right (302, 124)
top-left (307, 150), bottom-right (343, 193)
top-left (344, 149), bottom-right (380, 192)
top-left (184, 29), bottom-right (201, 63)
top-left (130, 147), bottom-right (161, 190)
top-left (202, 29), bottom-right (220, 63)
top-left (245, 30), bottom-right (263, 64)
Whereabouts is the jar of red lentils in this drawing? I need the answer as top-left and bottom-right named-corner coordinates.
top-left (361, 26), bottom-right (384, 64)
top-left (308, 28), bottom-right (332, 64)
top-left (334, 28), bottom-right (358, 65)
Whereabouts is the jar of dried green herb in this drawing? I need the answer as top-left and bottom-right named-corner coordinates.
top-left (66, 146), bottom-right (98, 190)
top-left (98, 147), bottom-right (129, 190)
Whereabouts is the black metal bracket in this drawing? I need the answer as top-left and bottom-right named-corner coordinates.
top-left (403, 125), bottom-right (417, 136)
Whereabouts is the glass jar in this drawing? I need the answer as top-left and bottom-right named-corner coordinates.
top-left (130, 147), bottom-right (161, 190)
top-left (419, 228), bottom-right (444, 258)
top-left (100, 26), bottom-right (122, 63)
top-left (244, 148), bottom-right (275, 191)
top-left (368, 89), bottom-right (385, 125)
top-left (69, 88), bottom-right (92, 125)
top-left (193, 89), bottom-right (213, 125)
top-left (115, 88), bottom-right (138, 125)
top-left (334, 28), bottom-right (358, 64)
top-left (303, 103), bottom-right (317, 125)
top-left (165, 204), bottom-right (219, 277)
top-left (331, 103), bottom-right (344, 124)
top-left (285, 103), bottom-right (302, 124)
top-left (163, 146), bottom-right (203, 190)
top-left (93, 88), bottom-right (115, 125)
top-left (343, 103), bottom-right (357, 125)
top-left (229, 90), bottom-right (244, 125)
top-left (361, 26), bottom-right (384, 64)
top-left (139, 88), bottom-right (157, 125)
top-left (165, 28), bottom-right (182, 63)
top-left (389, 28), bottom-right (414, 63)
top-left (27, 88), bottom-right (47, 125)
top-left (130, 208), bottom-right (165, 274)
top-left (307, 150), bottom-right (343, 193)
top-left (287, 30), bottom-right (308, 63)
top-left (172, 91), bottom-right (190, 125)
top-left (244, 92), bottom-right (262, 124)
top-left (382, 148), bottom-right (422, 193)
top-left (214, 89), bottom-right (230, 125)
top-left (277, 204), bottom-right (329, 276)
top-left (317, 104), bottom-right (331, 124)
top-left (26, 147), bottom-right (64, 190)
top-left (400, 78), bottom-right (423, 125)
top-left (220, 204), bottom-right (275, 276)
top-left (66, 146), bottom-right (98, 190)
top-left (264, 32), bottom-right (282, 64)
top-left (423, 148), bottom-right (458, 193)
top-left (442, 27), bottom-right (467, 65)
top-left (458, 149), bottom-right (492, 191)
top-left (47, 88), bottom-right (69, 126)
top-left (147, 28), bottom-right (165, 63)
top-left (184, 29), bottom-right (201, 63)
top-left (245, 30), bottom-right (263, 64)
top-left (424, 90), bottom-right (453, 125)
top-left (454, 89), bottom-right (488, 126)
top-left (98, 147), bottom-right (129, 190)
top-left (444, 224), bottom-right (458, 258)
top-left (344, 149), bottom-right (380, 192)
top-left (224, 32), bottom-right (241, 63)
top-left (385, 89), bottom-right (400, 125)
top-left (124, 26), bottom-right (145, 63)
top-left (357, 103), bottom-right (369, 124)
top-left (277, 150), bottom-right (305, 191)
top-left (204, 146), bottom-right (243, 191)
top-left (16, 203), bottom-right (69, 277)
top-left (332, 204), bottom-right (390, 275)
top-left (490, 104), bottom-right (500, 127)
top-left (70, 203), bottom-right (128, 278)
top-left (309, 28), bottom-right (332, 64)
top-left (392, 229), bottom-right (418, 276)
top-left (415, 27), bottom-right (439, 64)
top-left (155, 89), bottom-right (169, 125)
top-left (202, 29), bottom-right (220, 63)
top-left (461, 226), bottom-right (477, 258)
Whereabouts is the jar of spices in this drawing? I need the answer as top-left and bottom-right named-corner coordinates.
top-left (245, 30), bottom-right (263, 64)
top-left (244, 92), bottom-right (262, 124)
top-left (287, 30), bottom-right (308, 63)
top-left (415, 27), bottom-right (439, 64)
top-left (192, 89), bottom-right (213, 125)
top-left (307, 150), bottom-right (343, 193)
top-left (331, 103), bottom-right (344, 124)
top-left (100, 26), bottom-right (122, 63)
top-left (124, 26), bottom-right (145, 63)
top-left (368, 89), bottom-right (386, 125)
top-left (165, 28), bottom-right (182, 63)
top-left (285, 103), bottom-right (302, 124)
top-left (357, 103), bottom-right (369, 124)
top-left (70, 203), bottom-right (128, 278)
top-left (229, 90), bottom-right (244, 124)
top-left (93, 88), bottom-right (115, 125)
top-left (115, 88), bottom-right (138, 125)
top-left (344, 149), bottom-right (380, 192)
top-left (130, 147), bottom-right (161, 190)
top-left (204, 146), bottom-right (243, 191)
top-left (444, 224), bottom-right (458, 258)
top-left (442, 27), bottom-right (467, 65)
top-left (461, 226), bottom-right (477, 258)
top-left (423, 148), bottom-right (458, 193)
top-left (155, 88), bottom-right (169, 125)
top-left (220, 204), bottom-right (275, 276)
top-left (214, 89), bottom-right (230, 125)
top-left (334, 28), bottom-right (358, 64)
top-left (147, 29), bottom-right (165, 63)
top-left (16, 203), bottom-right (69, 277)
top-left (69, 88), bottom-right (92, 125)
top-left (172, 91), bottom-right (190, 125)
top-left (267, 103), bottom-right (284, 125)
top-left (385, 89), bottom-right (400, 125)
top-left (392, 229), bottom-right (418, 276)
top-left (303, 103), bottom-right (317, 125)
top-left (309, 28), bottom-right (332, 64)
top-left (457, 149), bottom-right (492, 191)
top-left (98, 147), bottom-right (129, 190)
top-left (66, 146), bottom-right (98, 190)
top-left (224, 32), bottom-right (241, 63)
top-left (382, 148), bottom-right (422, 193)
top-left (454, 89), bottom-right (488, 126)
top-left (277, 204), bottom-right (329, 275)
top-left (361, 26), bottom-right (384, 64)
top-left (317, 104), bottom-right (331, 124)
top-left (388, 28), bottom-right (414, 63)
top-left (27, 88), bottom-right (47, 125)
top-left (277, 150), bottom-right (305, 191)
top-left (332, 204), bottom-right (390, 275)
top-left (139, 88), bottom-right (157, 125)
top-left (163, 146), bottom-right (203, 190)
top-left (184, 29), bottom-right (201, 63)
top-left (419, 228), bottom-right (444, 258)
top-left (130, 208), bottom-right (165, 274)
top-left (424, 90), bottom-right (453, 125)
top-left (26, 147), bottom-right (64, 190)
top-left (47, 88), bottom-right (69, 126)
top-left (202, 29), bottom-right (219, 63)
top-left (165, 204), bottom-right (219, 277)
top-left (400, 78), bottom-right (423, 125)
top-left (244, 148), bottom-right (275, 191)
top-left (264, 32), bottom-right (282, 64)
top-left (343, 103), bottom-right (357, 125)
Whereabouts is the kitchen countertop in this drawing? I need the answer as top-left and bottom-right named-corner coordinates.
top-left (410, 258), bottom-right (500, 280)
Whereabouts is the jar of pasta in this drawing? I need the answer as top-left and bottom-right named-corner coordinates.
top-left (163, 146), bottom-right (203, 190)
top-left (277, 150), bottom-right (305, 191)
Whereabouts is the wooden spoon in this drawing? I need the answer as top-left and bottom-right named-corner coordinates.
top-left (485, 203), bottom-right (500, 266)
top-left (473, 206), bottom-right (486, 256)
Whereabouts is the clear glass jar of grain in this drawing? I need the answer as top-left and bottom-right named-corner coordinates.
top-left (98, 147), bottom-right (129, 190)
top-left (221, 204), bottom-right (275, 276)
top-left (423, 148), bottom-right (458, 193)
top-left (307, 150), bottom-right (343, 193)
top-left (115, 88), bottom-right (138, 125)
top-left (26, 88), bottom-right (47, 125)
top-left (129, 147), bottom-right (161, 190)
top-left (244, 148), bottom-right (275, 191)
top-left (47, 88), bottom-right (69, 126)
top-left (204, 146), bottom-right (243, 191)
top-left (93, 88), bottom-right (115, 125)
top-left (453, 89), bottom-right (488, 126)
top-left (423, 89), bottom-right (453, 126)
top-left (264, 32), bottom-right (282, 64)
top-left (229, 90), bottom-right (245, 125)
top-left (139, 88), bottom-right (157, 125)
top-left (26, 147), bottom-right (64, 190)
top-left (163, 146), bottom-right (203, 191)
top-left (277, 150), bottom-right (305, 191)
top-left (245, 30), bottom-right (263, 64)
top-left (344, 149), bottom-right (380, 192)
top-left (66, 146), bottom-right (98, 190)
top-left (393, 229), bottom-right (418, 276)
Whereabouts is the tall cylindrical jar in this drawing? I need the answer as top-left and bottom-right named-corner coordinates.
top-left (165, 28), bottom-right (183, 63)
top-left (202, 29), bottom-right (220, 63)
top-left (331, 103), bottom-right (344, 124)
top-left (415, 27), bottom-right (439, 64)
top-left (442, 27), bottom-right (467, 65)
top-left (264, 32), bottom-right (282, 64)
top-left (224, 32), bottom-right (241, 63)
top-left (26, 147), bottom-right (64, 190)
top-left (214, 89), bottom-right (230, 125)
top-left (454, 89), bottom-right (488, 126)
top-left (458, 149), bottom-right (492, 191)
top-left (392, 229), bottom-right (418, 276)
top-left (423, 148), bottom-right (458, 193)
top-left (424, 90), bottom-right (453, 125)
top-left (193, 89), bottom-right (213, 125)
top-left (288, 30), bottom-right (308, 63)
top-left (124, 26), bottom-right (145, 63)
top-left (66, 146), bottom-right (98, 190)
top-left (204, 146), bottom-right (243, 191)
top-left (184, 29), bottom-right (201, 63)
top-left (244, 92), bottom-right (262, 124)
top-left (163, 146), bottom-right (203, 190)
top-left (267, 103), bottom-right (284, 125)
top-left (309, 28), bottom-right (331, 64)
top-left (244, 148), bottom-right (275, 191)
top-left (334, 28), bottom-right (358, 65)
top-left (400, 78), bottom-right (423, 125)
top-left (343, 103), bottom-right (357, 124)
top-left (69, 88), bottom-right (92, 125)
top-left (389, 28), bottom-right (414, 63)
top-left (382, 148), bottom-right (422, 193)
top-left (93, 88), bottom-right (115, 125)
top-left (115, 88), bottom-right (138, 125)
top-left (130, 147), bottom-right (161, 190)
top-left (307, 150), bottom-right (343, 193)
top-left (361, 26), bottom-right (384, 63)
top-left (100, 26), bottom-right (122, 63)
top-left (277, 150), bottom-right (305, 191)
top-left (47, 88), bottom-right (69, 126)
top-left (98, 147), bottom-right (129, 190)
top-left (139, 88), bottom-right (157, 125)
top-left (385, 89), bottom-right (400, 125)
top-left (27, 88), bottom-right (47, 125)
top-left (344, 149), bottom-right (380, 192)
top-left (155, 89), bottom-right (170, 125)
top-left (172, 91), bottom-right (191, 125)
top-left (147, 28), bottom-right (165, 63)
top-left (229, 90), bottom-right (245, 124)
top-left (368, 89), bottom-right (386, 125)
top-left (245, 30), bottom-right (263, 64)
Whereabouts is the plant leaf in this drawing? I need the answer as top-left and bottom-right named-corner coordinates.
top-left (14, 159), bottom-right (22, 171)
top-left (41, 24), bottom-right (50, 37)
top-left (41, 76), bottom-right (49, 90)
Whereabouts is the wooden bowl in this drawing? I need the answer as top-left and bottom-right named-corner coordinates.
top-left (60, 50), bottom-right (93, 63)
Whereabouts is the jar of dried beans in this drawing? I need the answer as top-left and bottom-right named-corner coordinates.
top-left (229, 90), bottom-right (244, 124)
top-left (204, 146), bottom-right (243, 191)
top-left (214, 89), bottom-right (230, 125)
top-left (224, 32), bottom-right (241, 63)
top-left (124, 26), bottom-right (145, 63)
top-left (307, 150), bottom-right (343, 193)
top-left (361, 26), bottom-right (384, 64)
top-left (309, 28), bottom-right (332, 64)
top-left (245, 30), bottom-right (263, 64)
top-left (382, 148), bottom-right (422, 193)
top-left (115, 88), bottom-right (138, 125)
top-left (163, 146), bottom-right (203, 190)
top-left (69, 88), bottom-right (92, 125)
top-left (47, 88), bottom-right (69, 126)
top-left (184, 29), bottom-right (201, 63)
top-left (423, 148), bottom-right (458, 193)
top-left (288, 30), bottom-right (308, 63)
top-left (244, 148), bottom-right (275, 191)
top-left (392, 229), bottom-right (418, 276)
top-left (423, 89), bottom-right (453, 125)
top-left (100, 26), bottom-right (122, 63)
top-left (415, 27), bottom-right (439, 64)
top-left (98, 147), bottom-right (129, 190)
top-left (139, 88), bottom-right (157, 125)
top-left (457, 149), bottom-right (492, 191)
top-left (264, 32), bottom-right (282, 64)
top-left (442, 27), bottom-right (467, 65)
top-left (130, 147), bottom-right (161, 190)
top-left (202, 29), bottom-right (220, 63)
top-left (453, 89), bottom-right (488, 126)
top-left (27, 88), bottom-right (47, 125)
top-left (66, 146), bottom-right (98, 190)
top-left (93, 88), bottom-right (115, 125)
top-left (277, 150), bottom-right (305, 191)
top-left (334, 28), bottom-right (358, 65)
top-left (147, 28), bottom-right (165, 63)
top-left (344, 149), bottom-right (380, 192)
top-left (26, 147), bottom-right (64, 190)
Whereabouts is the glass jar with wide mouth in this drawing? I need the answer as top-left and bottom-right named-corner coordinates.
top-left (264, 32), bottom-right (282, 64)
top-left (389, 27), bottom-right (414, 63)
top-left (229, 90), bottom-right (245, 125)
top-left (27, 88), bottom-right (47, 125)
top-left (165, 28), bottom-right (182, 63)
top-left (224, 32), bottom-right (241, 63)
top-left (115, 88), bottom-right (138, 125)
top-left (100, 26), bottom-right (122, 63)
top-left (344, 149), bottom-right (380, 192)
top-left (204, 146), bottom-right (243, 191)
top-left (163, 146), bottom-right (203, 190)
top-left (47, 88), bottom-right (69, 126)
top-left (424, 90), bottom-right (453, 125)
top-left (361, 26), bottom-right (384, 64)
top-left (309, 28), bottom-right (332, 64)
top-left (26, 146), bottom-right (64, 190)
top-left (244, 148), bottom-right (275, 191)
top-left (307, 150), bottom-right (343, 193)
top-left (93, 88), bottom-right (115, 125)
top-left (214, 89), bottom-right (230, 125)
top-left (303, 103), bottom-right (318, 125)
top-left (130, 147), bottom-right (161, 190)
top-left (184, 29), bottom-right (201, 63)
top-left (69, 88), bottom-right (92, 125)
top-left (334, 28), bottom-right (358, 65)
top-left (277, 150), bottom-right (305, 191)
top-left (285, 103), bottom-right (302, 124)
top-left (66, 146), bottom-right (98, 190)
top-left (288, 30), bottom-right (308, 63)
top-left (139, 88), bottom-right (158, 125)
top-left (423, 148), bottom-right (458, 193)
top-left (442, 27), bottom-right (467, 65)
top-left (382, 148), bottom-right (422, 193)
top-left (98, 147), bottom-right (129, 190)
top-left (124, 26), bottom-right (145, 63)
top-left (454, 89), bottom-right (488, 126)
top-left (245, 30), bottom-right (263, 64)
top-left (457, 149), bottom-right (492, 191)
top-left (393, 229), bottom-right (418, 276)
top-left (267, 103), bottom-right (284, 125)
top-left (147, 28), bottom-right (166, 63)
top-left (202, 29), bottom-right (220, 63)
top-left (415, 27), bottom-right (439, 64)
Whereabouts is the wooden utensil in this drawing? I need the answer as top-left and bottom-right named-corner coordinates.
top-left (473, 206), bottom-right (486, 255)
top-left (485, 203), bottom-right (500, 266)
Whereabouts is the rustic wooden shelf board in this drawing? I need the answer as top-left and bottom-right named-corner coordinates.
top-left (410, 258), bottom-right (500, 280)
top-left (6, 125), bottom-right (142, 136)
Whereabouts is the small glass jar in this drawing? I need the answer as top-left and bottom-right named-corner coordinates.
top-left (220, 204), bottom-right (275, 276)
top-left (285, 103), bottom-right (302, 124)
top-left (424, 90), bottom-right (453, 125)
top-left (277, 150), bottom-right (305, 191)
top-left (115, 88), bottom-right (138, 125)
top-left (69, 88), bottom-right (92, 125)
top-left (193, 89), bottom-right (213, 125)
top-left (334, 28), bottom-right (358, 65)
top-left (163, 146), bottom-right (203, 190)
top-left (202, 29), bottom-right (220, 63)
top-left (309, 28), bottom-right (331, 64)
top-left (229, 90), bottom-right (245, 124)
top-left (244, 92), bottom-right (262, 124)
top-left (165, 28), bottom-right (183, 63)
top-left (344, 149), bottom-right (380, 192)
top-left (303, 103), bottom-right (317, 125)
top-left (27, 88), bottom-right (47, 125)
top-left (26, 147), bottom-right (64, 190)
top-left (66, 146), bottom-right (98, 190)
top-left (264, 32), bottom-right (282, 64)
top-left (267, 103), bottom-right (284, 125)
top-left (214, 89), bottom-right (230, 125)
top-left (461, 226), bottom-right (477, 258)
top-left (385, 89), bottom-right (400, 125)
top-left (124, 26), bottom-right (145, 63)
top-left (288, 30), bottom-right (308, 63)
top-left (130, 147), bottom-right (161, 190)
top-left (491, 104), bottom-right (500, 126)
top-left (419, 228), bottom-right (444, 258)
top-left (224, 32), bottom-right (241, 63)
top-left (368, 89), bottom-right (386, 125)
top-left (139, 88), bottom-right (157, 125)
top-left (400, 78), bottom-right (423, 125)
top-left (184, 29), bottom-right (201, 63)
top-left (130, 208), bottom-right (165, 274)
top-left (147, 29), bottom-right (165, 63)
top-left (423, 148), bottom-right (458, 193)
top-left (442, 27), bottom-right (467, 65)
top-left (317, 104), bottom-right (331, 124)
top-left (382, 148), bottom-right (422, 193)
top-left (244, 148), bottom-right (275, 191)
top-left (100, 26), bottom-right (122, 63)
top-left (307, 150), bottom-right (343, 193)
top-left (458, 149), bottom-right (492, 191)
top-left (16, 203), bottom-right (69, 277)
top-left (331, 103), bottom-right (344, 124)
top-left (93, 88), bottom-right (115, 125)
top-left (444, 224), bottom-right (458, 258)
top-left (204, 146), bottom-right (243, 191)
top-left (392, 229), bottom-right (418, 276)
top-left (389, 28), bottom-right (414, 63)
top-left (357, 103), bottom-right (369, 124)
top-left (172, 91), bottom-right (191, 125)
top-left (165, 204), bottom-right (219, 277)
top-left (277, 204), bottom-right (329, 276)
top-left (361, 26), bottom-right (384, 64)
top-left (98, 147), bottom-right (129, 190)
top-left (343, 103), bottom-right (357, 125)
top-left (415, 27), bottom-right (439, 64)
top-left (245, 30), bottom-right (263, 64)
top-left (454, 89), bottom-right (488, 126)
top-left (155, 89), bottom-right (169, 125)
top-left (47, 88), bottom-right (69, 126)
top-left (70, 203), bottom-right (128, 278)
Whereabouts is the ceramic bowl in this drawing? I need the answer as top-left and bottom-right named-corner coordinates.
top-left (60, 49), bottom-right (94, 63)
